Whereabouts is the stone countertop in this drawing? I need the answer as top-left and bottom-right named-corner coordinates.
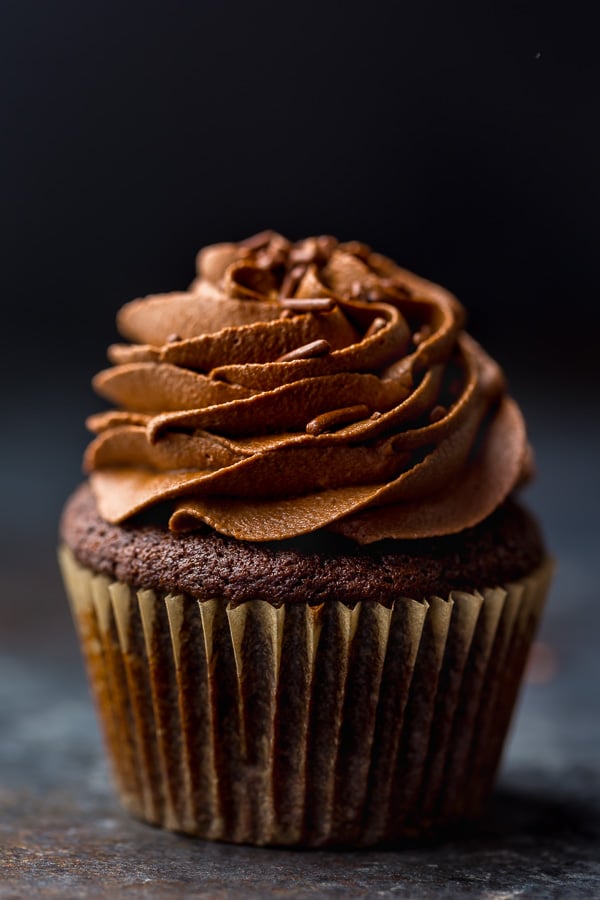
top-left (1, 402), bottom-right (599, 898)
top-left (0, 628), bottom-right (598, 899)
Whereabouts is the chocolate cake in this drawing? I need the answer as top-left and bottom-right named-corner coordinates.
top-left (62, 482), bottom-right (544, 608)
top-left (59, 232), bottom-right (552, 846)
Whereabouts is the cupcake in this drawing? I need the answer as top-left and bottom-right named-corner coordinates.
top-left (59, 231), bottom-right (552, 846)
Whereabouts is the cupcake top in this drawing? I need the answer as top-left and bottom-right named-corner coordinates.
top-left (86, 231), bottom-right (532, 543)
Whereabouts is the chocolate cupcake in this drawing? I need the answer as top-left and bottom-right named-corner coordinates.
top-left (59, 232), bottom-right (553, 846)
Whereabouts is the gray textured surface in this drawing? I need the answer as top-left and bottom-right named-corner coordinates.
top-left (0, 397), bottom-right (599, 898)
top-left (0, 649), bottom-right (598, 900)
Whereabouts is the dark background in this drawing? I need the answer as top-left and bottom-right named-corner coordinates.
top-left (1, 2), bottom-right (599, 892)
top-left (1, 0), bottom-right (599, 545)
top-left (1, 0), bottom-right (599, 654)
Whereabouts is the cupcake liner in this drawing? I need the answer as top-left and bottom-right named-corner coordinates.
top-left (59, 545), bottom-right (553, 847)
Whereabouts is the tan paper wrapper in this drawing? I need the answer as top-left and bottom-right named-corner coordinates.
top-left (59, 546), bottom-right (553, 847)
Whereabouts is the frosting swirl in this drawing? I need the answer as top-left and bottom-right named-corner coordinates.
top-left (86, 232), bottom-right (532, 543)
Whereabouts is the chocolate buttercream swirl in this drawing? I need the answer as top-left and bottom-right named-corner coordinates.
top-left (86, 232), bottom-right (532, 543)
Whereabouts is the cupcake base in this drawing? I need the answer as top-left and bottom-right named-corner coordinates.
top-left (59, 544), bottom-right (552, 847)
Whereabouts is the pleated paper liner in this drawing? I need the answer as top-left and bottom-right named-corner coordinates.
top-left (59, 545), bottom-right (553, 847)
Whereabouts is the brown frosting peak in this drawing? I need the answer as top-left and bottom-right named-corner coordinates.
top-left (86, 232), bottom-right (532, 543)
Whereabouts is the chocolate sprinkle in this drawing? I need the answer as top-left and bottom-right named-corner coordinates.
top-left (339, 240), bottom-right (372, 261)
top-left (279, 297), bottom-right (335, 313)
top-left (429, 405), bottom-right (448, 423)
top-left (277, 339), bottom-right (332, 362)
top-left (306, 404), bottom-right (370, 435)
top-left (238, 230), bottom-right (279, 250)
top-left (365, 317), bottom-right (387, 338)
top-left (414, 325), bottom-right (432, 346)
top-left (279, 264), bottom-right (308, 299)
top-left (289, 238), bottom-right (320, 265)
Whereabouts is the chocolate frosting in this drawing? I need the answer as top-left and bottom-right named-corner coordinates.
top-left (86, 232), bottom-right (532, 543)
